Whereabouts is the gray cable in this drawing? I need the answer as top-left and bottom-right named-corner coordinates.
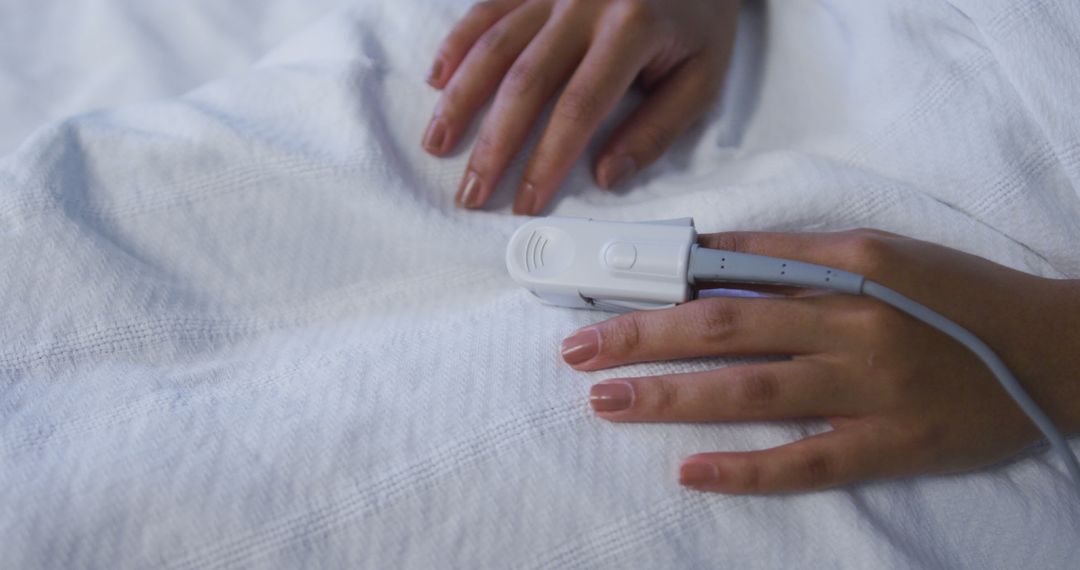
top-left (688, 246), bottom-right (1080, 495)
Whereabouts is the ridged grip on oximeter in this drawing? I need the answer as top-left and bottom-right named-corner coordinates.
top-left (688, 246), bottom-right (865, 294)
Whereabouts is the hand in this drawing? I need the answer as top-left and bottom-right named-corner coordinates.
top-left (559, 229), bottom-right (1080, 494)
top-left (422, 0), bottom-right (740, 214)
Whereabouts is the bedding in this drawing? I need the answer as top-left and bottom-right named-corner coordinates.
top-left (0, 0), bottom-right (351, 154)
top-left (2, 0), bottom-right (1079, 568)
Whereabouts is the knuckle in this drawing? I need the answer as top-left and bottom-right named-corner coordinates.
top-left (555, 87), bottom-right (606, 123)
top-left (850, 301), bottom-right (905, 343)
top-left (734, 368), bottom-right (780, 410)
top-left (635, 121), bottom-right (676, 158)
top-left (472, 130), bottom-right (500, 159)
top-left (797, 451), bottom-right (836, 489)
top-left (838, 232), bottom-right (894, 277)
top-left (731, 459), bottom-right (763, 493)
top-left (476, 26), bottom-right (511, 54)
top-left (647, 376), bottom-right (681, 415)
top-left (695, 299), bottom-right (740, 344)
top-left (468, 1), bottom-right (501, 20)
top-left (604, 313), bottom-right (644, 357)
top-left (607, 0), bottom-right (656, 32)
top-left (503, 61), bottom-right (546, 96)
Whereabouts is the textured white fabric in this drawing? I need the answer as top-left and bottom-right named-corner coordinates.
top-left (0, 0), bottom-right (351, 154)
top-left (3, 0), bottom-right (1080, 568)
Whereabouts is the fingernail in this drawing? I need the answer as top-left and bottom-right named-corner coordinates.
top-left (679, 462), bottom-right (719, 486)
top-left (598, 155), bottom-right (637, 189)
top-left (561, 328), bottom-right (600, 365)
top-left (423, 117), bottom-right (448, 153)
top-left (513, 182), bottom-right (538, 216)
top-left (456, 171), bottom-right (483, 208)
top-left (427, 58), bottom-right (444, 86)
top-left (590, 381), bottom-right (634, 413)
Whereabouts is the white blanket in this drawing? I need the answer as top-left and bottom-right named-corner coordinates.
top-left (3, 0), bottom-right (1079, 568)
top-left (0, 0), bottom-right (351, 155)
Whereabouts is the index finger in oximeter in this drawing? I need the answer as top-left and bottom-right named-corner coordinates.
top-left (504, 217), bottom-right (697, 312)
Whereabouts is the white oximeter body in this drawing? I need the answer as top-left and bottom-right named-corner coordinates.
top-left (504, 217), bottom-right (697, 312)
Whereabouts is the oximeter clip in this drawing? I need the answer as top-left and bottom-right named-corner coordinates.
top-left (505, 216), bottom-right (697, 312)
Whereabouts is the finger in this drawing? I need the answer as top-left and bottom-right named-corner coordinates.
top-left (679, 426), bottom-right (901, 494)
top-left (427, 0), bottom-right (524, 88)
top-left (423, 1), bottom-right (551, 156)
top-left (694, 283), bottom-right (809, 297)
top-left (455, 10), bottom-right (592, 208)
top-left (594, 56), bottom-right (723, 189)
top-left (696, 229), bottom-right (906, 282)
top-left (560, 296), bottom-right (832, 371)
top-left (589, 359), bottom-right (864, 422)
top-left (513, 8), bottom-right (656, 214)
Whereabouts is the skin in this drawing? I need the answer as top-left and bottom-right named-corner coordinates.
top-left (560, 230), bottom-right (1080, 494)
top-left (422, 0), bottom-right (741, 214)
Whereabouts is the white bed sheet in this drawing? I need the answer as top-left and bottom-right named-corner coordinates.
top-left (2, 0), bottom-right (1079, 568)
top-left (0, 0), bottom-right (351, 155)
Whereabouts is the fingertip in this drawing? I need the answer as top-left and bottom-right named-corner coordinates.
top-left (589, 380), bottom-right (634, 414)
top-left (428, 0), bottom-right (520, 91)
top-left (455, 170), bottom-right (485, 209)
top-left (422, 116), bottom-right (451, 155)
top-left (512, 182), bottom-right (539, 216)
top-left (679, 459), bottom-right (721, 488)
top-left (560, 327), bottom-right (600, 366)
top-left (427, 56), bottom-right (447, 89)
top-left (595, 154), bottom-right (637, 190)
